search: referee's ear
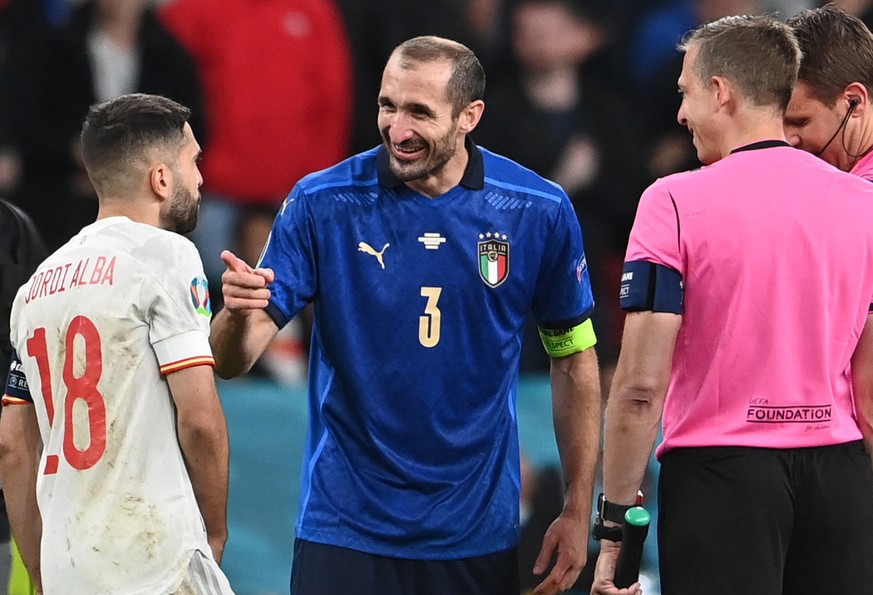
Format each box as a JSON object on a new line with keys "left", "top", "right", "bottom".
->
{"left": 459, "top": 100, "right": 485, "bottom": 134}
{"left": 842, "top": 81, "right": 869, "bottom": 118}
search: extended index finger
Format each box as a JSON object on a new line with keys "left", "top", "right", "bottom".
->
{"left": 220, "top": 249, "right": 254, "bottom": 274}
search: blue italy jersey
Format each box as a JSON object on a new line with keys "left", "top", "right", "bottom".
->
{"left": 260, "top": 140, "right": 595, "bottom": 559}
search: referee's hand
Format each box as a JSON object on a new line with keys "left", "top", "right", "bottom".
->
{"left": 591, "top": 540, "right": 643, "bottom": 595}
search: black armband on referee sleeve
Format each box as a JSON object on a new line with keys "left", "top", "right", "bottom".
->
{"left": 619, "top": 260, "right": 684, "bottom": 314}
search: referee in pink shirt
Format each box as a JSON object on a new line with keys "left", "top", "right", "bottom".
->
{"left": 592, "top": 15, "right": 873, "bottom": 595}
{"left": 784, "top": 5, "right": 873, "bottom": 180}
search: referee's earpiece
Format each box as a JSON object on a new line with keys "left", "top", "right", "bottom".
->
{"left": 815, "top": 97, "right": 861, "bottom": 157}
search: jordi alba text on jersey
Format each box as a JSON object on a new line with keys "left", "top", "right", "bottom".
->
{"left": 24, "top": 256, "right": 116, "bottom": 304}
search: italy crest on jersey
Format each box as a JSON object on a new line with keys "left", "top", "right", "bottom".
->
{"left": 189, "top": 276, "right": 211, "bottom": 317}
{"left": 478, "top": 233, "right": 510, "bottom": 288}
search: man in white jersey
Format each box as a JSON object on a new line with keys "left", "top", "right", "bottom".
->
{"left": 0, "top": 93, "right": 233, "bottom": 594}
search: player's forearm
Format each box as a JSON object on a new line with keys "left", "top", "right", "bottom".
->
{"left": 210, "top": 308, "right": 273, "bottom": 378}
{"left": 602, "top": 312, "right": 678, "bottom": 504}
{"left": 0, "top": 406, "right": 43, "bottom": 586}
{"left": 550, "top": 348, "right": 602, "bottom": 520}
{"left": 602, "top": 377, "right": 664, "bottom": 504}
{"left": 178, "top": 412, "right": 230, "bottom": 556}
{"left": 0, "top": 445, "right": 43, "bottom": 586}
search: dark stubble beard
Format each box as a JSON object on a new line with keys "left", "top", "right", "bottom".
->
{"left": 382, "top": 121, "right": 459, "bottom": 183}
{"left": 164, "top": 183, "right": 200, "bottom": 235}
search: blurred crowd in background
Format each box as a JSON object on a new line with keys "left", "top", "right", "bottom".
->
{"left": 2, "top": 0, "right": 867, "bottom": 382}
{"left": 5, "top": 2, "right": 862, "bottom": 593}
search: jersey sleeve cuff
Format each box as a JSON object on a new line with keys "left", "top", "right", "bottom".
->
{"left": 265, "top": 300, "right": 291, "bottom": 329}
{"left": 153, "top": 330, "right": 214, "bottom": 375}
{"left": 537, "top": 306, "right": 594, "bottom": 332}
{"left": 2, "top": 395, "right": 32, "bottom": 406}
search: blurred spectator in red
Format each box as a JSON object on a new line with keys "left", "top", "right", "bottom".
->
{"left": 14, "top": 0, "right": 206, "bottom": 251}
{"left": 161, "top": 0, "right": 352, "bottom": 302}
{"left": 475, "top": 0, "right": 647, "bottom": 370}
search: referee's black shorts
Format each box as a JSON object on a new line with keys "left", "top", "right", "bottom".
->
{"left": 290, "top": 538, "right": 520, "bottom": 595}
{"left": 658, "top": 440, "right": 873, "bottom": 595}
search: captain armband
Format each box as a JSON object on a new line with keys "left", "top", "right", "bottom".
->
{"left": 538, "top": 319, "right": 597, "bottom": 358}
{"left": 2, "top": 352, "right": 32, "bottom": 406}
{"left": 619, "top": 260, "right": 684, "bottom": 314}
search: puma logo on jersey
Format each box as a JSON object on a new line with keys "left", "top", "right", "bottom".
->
{"left": 358, "top": 242, "right": 390, "bottom": 269}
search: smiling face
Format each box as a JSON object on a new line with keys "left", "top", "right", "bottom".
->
{"left": 784, "top": 81, "right": 846, "bottom": 167}
{"left": 377, "top": 55, "right": 467, "bottom": 195}
{"left": 676, "top": 45, "right": 721, "bottom": 165}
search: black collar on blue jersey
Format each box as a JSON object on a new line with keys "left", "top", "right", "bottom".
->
{"left": 376, "top": 136, "right": 485, "bottom": 190}
{"left": 729, "top": 139, "right": 792, "bottom": 154}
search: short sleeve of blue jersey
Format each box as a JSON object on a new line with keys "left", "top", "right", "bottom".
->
{"left": 532, "top": 196, "right": 595, "bottom": 328}
{"left": 259, "top": 186, "right": 318, "bottom": 328}
{"left": 4, "top": 352, "right": 33, "bottom": 404}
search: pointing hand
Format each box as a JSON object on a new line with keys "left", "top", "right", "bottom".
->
{"left": 219, "top": 250, "right": 275, "bottom": 311}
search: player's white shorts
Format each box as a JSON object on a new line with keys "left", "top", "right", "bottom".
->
{"left": 173, "top": 551, "right": 235, "bottom": 595}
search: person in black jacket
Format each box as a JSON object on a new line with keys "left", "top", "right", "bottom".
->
{"left": 0, "top": 0, "right": 56, "bottom": 207}
{"left": 15, "top": 0, "right": 206, "bottom": 251}
{"left": 0, "top": 198, "right": 45, "bottom": 593}
{"left": 474, "top": 0, "right": 647, "bottom": 372}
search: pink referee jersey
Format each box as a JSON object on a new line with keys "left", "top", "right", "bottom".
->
{"left": 626, "top": 141, "right": 873, "bottom": 457}
{"left": 851, "top": 150, "right": 873, "bottom": 181}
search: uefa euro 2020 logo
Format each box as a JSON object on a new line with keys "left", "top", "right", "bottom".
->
{"left": 189, "top": 276, "right": 211, "bottom": 317}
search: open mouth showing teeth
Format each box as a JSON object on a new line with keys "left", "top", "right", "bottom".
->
{"left": 393, "top": 144, "right": 425, "bottom": 159}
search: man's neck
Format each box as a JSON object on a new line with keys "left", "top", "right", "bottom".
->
{"left": 719, "top": 112, "right": 787, "bottom": 159}
{"left": 843, "top": 116, "right": 873, "bottom": 172}
{"left": 97, "top": 198, "right": 157, "bottom": 228}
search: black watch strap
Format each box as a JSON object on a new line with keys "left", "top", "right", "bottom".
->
{"left": 598, "top": 493, "right": 635, "bottom": 524}
{"left": 592, "top": 521, "right": 623, "bottom": 542}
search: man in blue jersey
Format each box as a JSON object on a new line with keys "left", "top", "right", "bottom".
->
{"left": 211, "top": 35, "right": 602, "bottom": 595}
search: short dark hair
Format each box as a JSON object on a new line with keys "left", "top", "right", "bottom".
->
{"left": 789, "top": 4, "right": 873, "bottom": 107}
{"left": 81, "top": 93, "right": 191, "bottom": 197}
{"left": 680, "top": 15, "right": 800, "bottom": 111}
{"left": 393, "top": 36, "right": 485, "bottom": 117}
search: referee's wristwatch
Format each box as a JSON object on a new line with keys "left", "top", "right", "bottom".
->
{"left": 592, "top": 492, "right": 643, "bottom": 542}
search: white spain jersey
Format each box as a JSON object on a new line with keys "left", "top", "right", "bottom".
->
{"left": 5, "top": 217, "right": 226, "bottom": 594}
